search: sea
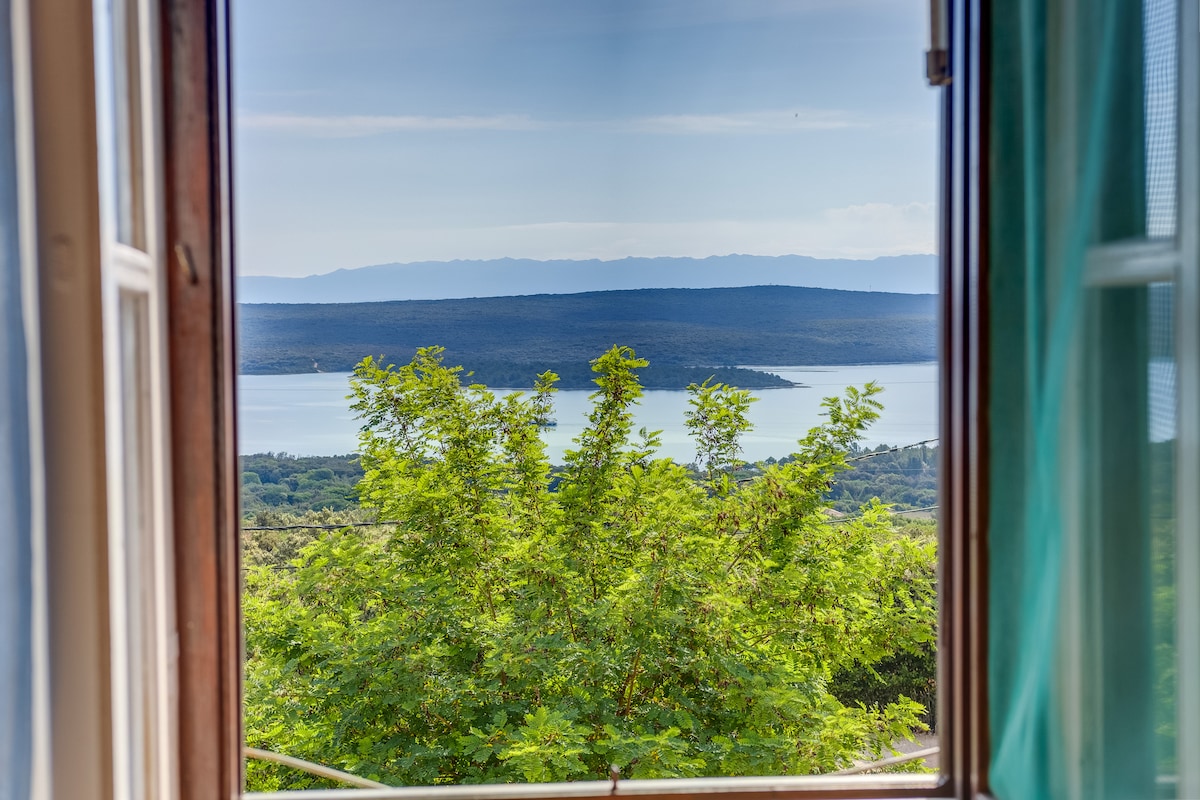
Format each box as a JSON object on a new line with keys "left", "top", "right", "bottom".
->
{"left": 238, "top": 363, "right": 940, "bottom": 464}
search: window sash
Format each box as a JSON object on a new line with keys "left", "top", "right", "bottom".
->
{"left": 95, "top": 0, "right": 177, "bottom": 791}
{"left": 1080, "top": 0, "right": 1200, "bottom": 790}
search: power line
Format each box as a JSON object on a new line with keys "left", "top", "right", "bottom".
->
{"left": 242, "top": 521, "right": 399, "bottom": 532}
{"left": 821, "top": 504, "right": 939, "bottom": 525}
{"left": 846, "top": 438, "right": 938, "bottom": 462}
{"left": 244, "top": 504, "right": 941, "bottom": 536}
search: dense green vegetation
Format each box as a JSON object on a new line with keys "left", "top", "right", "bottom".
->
{"left": 238, "top": 286, "right": 936, "bottom": 388}
{"left": 242, "top": 347, "right": 937, "bottom": 789}
{"left": 241, "top": 453, "right": 363, "bottom": 514}
{"left": 240, "top": 444, "right": 939, "bottom": 518}
{"left": 822, "top": 443, "right": 938, "bottom": 513}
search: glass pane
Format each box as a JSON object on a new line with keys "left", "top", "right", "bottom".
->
{"left": 117, "top": 289, "right": 147, "bottom": 796}
{"left": 1145, "top": 0, "right": 1178, "bottom": 240}
{"left": 116, "top": 289, "right": 162, "bottom": 798}
{"left": 99, "top": 0, "right": 146, "bottom": 248}
{"left": 1148, "top": 282, "right": 1178, "bottom": 793}
{"left": 0, "top": 2, "right": 36, "bottom": 786}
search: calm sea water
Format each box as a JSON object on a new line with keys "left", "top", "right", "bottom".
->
{"left": 237, "top": 363, "right": 940, "bottom": 463}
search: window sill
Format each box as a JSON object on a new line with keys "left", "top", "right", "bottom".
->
{"left": 246, "top": 773, "right": 942, "bottom": 800}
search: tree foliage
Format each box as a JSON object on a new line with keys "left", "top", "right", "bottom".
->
{"left": 243, "top": 346, "right": 937, "bottom": 789}
{"left": 240, "top": 453, "right": 364, "bottom": 514}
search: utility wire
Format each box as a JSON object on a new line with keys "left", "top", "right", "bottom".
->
{"left": 244, "top": 504, "right": 941, "bottom": 536}
{"left": 845, "top": 438, "right": 939, "bottom": 462}
{"left": 245, "top": 505, "right": 942, "bottom": 570}
{"left": 242, "top": 520, "right": 399, "bottom": 532}
{"left": 821, "top": 504, "right": 939, "bottom": 525}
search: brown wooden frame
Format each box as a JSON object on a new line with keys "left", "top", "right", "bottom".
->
{"left": 162, "top": 0, "right": 242, "bottom": 797}
{"left": 159, "top": 0, "right": 993, "bottom": 798}
{"left": 939, "top": 0, "right": 991, "bottom": 797}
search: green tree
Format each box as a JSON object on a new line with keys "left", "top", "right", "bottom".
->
{"left": 685, "top": 378, "right": 756, "bottom": 495}
{"left": 243, "top": 346, "right": 936, "bottom": 789}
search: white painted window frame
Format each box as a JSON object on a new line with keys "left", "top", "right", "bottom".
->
{"left": 92, "top": 0, "right": 178, "bottom": 797}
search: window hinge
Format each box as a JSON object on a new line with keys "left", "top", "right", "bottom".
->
{"left": 926, "top": 48, "right": 951, "bottom": 87}
{"left": 926, "top": 0, "right": 951, "bottom": 86}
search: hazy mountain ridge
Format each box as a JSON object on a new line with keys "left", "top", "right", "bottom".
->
{"left": 238, "top": 253, "right": 937, "bottom": 304}
{"left": 239, "top": 285, "right": 937, "bottom": 388}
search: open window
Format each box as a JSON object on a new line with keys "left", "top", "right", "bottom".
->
{"left": 16, "top": 0, "right": 1200, "bottom": 798}
{"left": 15, "top": 0, "right": 980, "bottom": 797}
{"left": 231, "top": 1, "right": 954, "bottom": 796}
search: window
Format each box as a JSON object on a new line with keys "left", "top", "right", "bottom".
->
{"left": 987, "top": 0, "right": 1200, "bottom": 796}
{"left": 233, "top": 1, "right": 949, "bottom": 794}
{"left": 42, "top": 0, "right": 1200, "bottom": 796}
{"left": 18, "top": 0, "right": 987, "bottom": 796}
{"left": 21, "top": 0, "right": 238, "bottom": 798}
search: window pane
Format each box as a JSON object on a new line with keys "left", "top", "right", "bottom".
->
{"left": 1148, "top": 282, "right": 1178, "bottom": 792}
{"left": 1145, "top": 0, "right": 1178, "bottom": 240}
{"left": 115, "top": 289, "right": 168, "bottom": 799}
{"left": 97, "top": 0, "right": 146, "bottom": 249}
{"left": 0, "top": 0, "right": 36, "bottom": 788}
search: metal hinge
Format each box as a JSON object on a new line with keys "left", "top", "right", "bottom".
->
{"left": 926, "top": 0, "right": 951, "bottom": 86}
{"left": 926, "top": 48, "right": 951, "bottom": 87}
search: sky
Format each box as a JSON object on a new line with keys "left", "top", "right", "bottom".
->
{"left": 233, "top": 0, "right": 939, "bottom": 278}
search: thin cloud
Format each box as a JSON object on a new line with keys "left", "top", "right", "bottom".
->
{"left": 239, "top": 112, "right": 543, "bottom": 136}
{"left": 625, "top": 109, "right": 863, "bottom": 134}
{"left": 239, "top": 108, "right": 866, "bottom": 137}
{"left": 467, "top": 204, "right": 934, "bottom": 260}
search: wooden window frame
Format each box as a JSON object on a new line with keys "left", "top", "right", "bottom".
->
{"left": 161, "top": 0, "right": 241, "bottom": 797}
{"left": 159, "top": 0, "right": 992, "bottom": 798}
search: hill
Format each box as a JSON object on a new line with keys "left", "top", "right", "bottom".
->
{"left": 238, "top": 253, "right": 936, "bottom": 304}
{"left": 238, "top": 285, "right": 936, "bottom": 389}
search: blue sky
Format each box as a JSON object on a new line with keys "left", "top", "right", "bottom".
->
{"left": 234, "top": 0, "right": 938, "bottom": 277}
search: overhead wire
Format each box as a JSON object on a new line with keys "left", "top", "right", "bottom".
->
{"left": 845, "top": 437, "right": 939, "bottom": 462}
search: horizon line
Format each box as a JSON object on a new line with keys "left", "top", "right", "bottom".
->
{"left": 239, "top": 251, "right": 938, "bottom": 280}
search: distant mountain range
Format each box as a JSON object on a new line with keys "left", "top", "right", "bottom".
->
{"left": 239, "top": 285, "right": 937, "bottom": 388}
{"left": 238, "top": 254, "right": 936, "bottom": 304}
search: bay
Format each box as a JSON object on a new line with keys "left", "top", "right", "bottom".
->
{"left": 237, "top": 363, "right": 939, "bottom": 464}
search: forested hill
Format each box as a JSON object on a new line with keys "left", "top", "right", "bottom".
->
{"left": 239, "top": 285, "right": 936, "bottom": 389}
{"left": 239, "top": 253, "right": 937, "bottom": 303}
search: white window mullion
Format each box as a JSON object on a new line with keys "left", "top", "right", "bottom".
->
{"left": 1085, "top": 239, "right": 1179, "bottom": 287}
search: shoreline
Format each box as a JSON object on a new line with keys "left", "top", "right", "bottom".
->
{"left": 236, "top": 360, "right": 940, "bottom": 391}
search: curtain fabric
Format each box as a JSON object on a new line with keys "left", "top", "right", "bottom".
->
{"left": 0, "top": 0, "right": 34, "bottom": 794}
{"left": 988, "top": 0, "right": 1174, "bottom": 798}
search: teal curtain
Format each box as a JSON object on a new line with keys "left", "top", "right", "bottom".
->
{"left": 988, "top": 0, "right": 1176, "bottom": 798}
